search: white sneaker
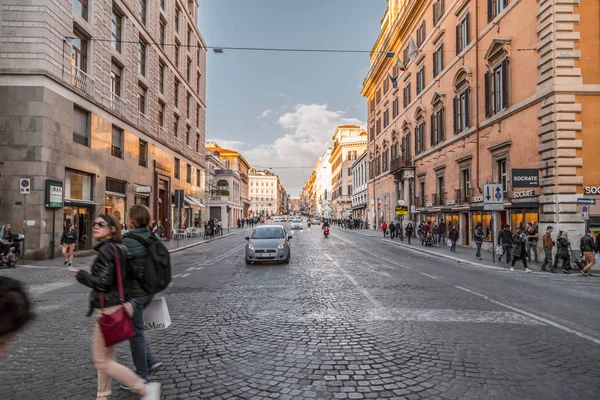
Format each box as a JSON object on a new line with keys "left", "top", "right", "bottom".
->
{"left": 141, "top": 382, "right": 161, "bottom": 400}
{"left": 510, "top": 267, "right": 514, "bottom": 271}
{"left": 525, "top": 268, "right": 533, "bottom": 273}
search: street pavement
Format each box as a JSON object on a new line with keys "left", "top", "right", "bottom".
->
{"left": 1, "top": 223, "right": 600, "bottom": 399}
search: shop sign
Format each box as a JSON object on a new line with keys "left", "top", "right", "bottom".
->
{"left": 577, "top": 198, "right": 596, "bottom": 205}
{"left": 45, "top": 179, "right": 64, "bottom": 208}
{"left": 135, "top": 185, "right": 152, "bottom": 194}
{"left": 473, "top": 196, "right": 484, "bottom": 203}
{"left": 512, "top": 169, "right": 539, "bottom": 188}
{"left": 446, "top": 200, "right": 456, "bottom": 206}
{"left": 584, "top": 186, "right": 600, "bottom": 195}
{"left": 513, "top": 190, "right": 535, "bottom": 199}
{"left": 395, "top": 205, "right": 408, "bottom": 215}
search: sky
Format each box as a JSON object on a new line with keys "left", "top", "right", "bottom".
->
{"left": 198, "top": 0, "right": 387, "bottom": 197}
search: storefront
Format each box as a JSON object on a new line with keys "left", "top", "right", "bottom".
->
{"left": 105, "top": 178, "right": 127, "bottom": 228}
{"left": 509, "top": 189, "right": 539, "bottom": 231}
{"left": 134, "top": 185, "right": 152, "bottom": 207}
{"left": 64, "top": 169, "right": 96, "bottom": 251}
{"left": 443, "top": 212, "right": 460, "bottom": 232}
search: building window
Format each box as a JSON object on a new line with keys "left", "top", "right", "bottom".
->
{"left": 138, "top": 39, "right": 146, "bottom": 76}
{"left": 186, "top": 163, "right": 192, "bottom": 183}
{"left": 139, "top": 139, "right": 148, "bottom": 167}
{"left": 376, "top": 118, "right": 381, "bottom": 135}
{"left": 392, "top": 97, "right": 399, "bottom": 119}
{"left": 73, "top": 106, "right": 90, "bottom": 146}
{"left": 111, "top": 8, "right": 122, "bottom": 52}
{"left": 138, "top": 0, "right": 147, "bottom": 24}
{"left": 197, "top": 48, "right": 201, "bottom": 67}
{"left": 110, "top": 62, "right": 122, "bottom": 97}
{"left": 174, "top": 114, "right": 179, "bottom": 137}
{"left": 196, "top": 133, "right": 200, "bottom": 152}
{"left": 187, "top": 26, "right": 192, "bottom": 48}
{"left": 433, "top": 0, "right": 445, "bottom": 25}
{"left": 159, "top": 21, "right": 166, "bottom": 49}
{"left": 174, "top": 80, "right": 180, "bottom": 108}
{"left": 391, "top": 141, "right": 398, "bottom": 160}
{"left": 403, "top": 83, "right": 411, "bottom": 108}
{"left": 196, "top": 168, "right": 201, "bottom": 186}
{"left": 484, "top": 59, "right": 509, "bottom": 117}
{"left": 196, "top": 105, "right": 200, "bottom": 128}
{"left": 376, "top": 151, "right": 381, "bottom": 175}
{"left": 376, "top": 89, "right": 382, "bottom": 104}
{"left": 137, "top": 85, "right": 146, "bottom": 114}
{"left": 73, "top": 0, "right": 88, "bottom": 20}
{"left": 383, "top": 76, "right": 390, "bottom": 94}
{"left": 186, "top": 125, "right": 190, "bottom": 145}
{"left": 462, "top": 169, "right": 471, "bottom": 200}
{"left": 488, "top": 0, "right": 508, "bottom": 22}
{"left": 174, "top": 158, "right": 180, "bottom": 179}
{"left": 196, "top": 72, "right": 201, "bottom": 93}
{"left": 175, "top": 43, "right": 180, "bottom": 67}
{"left": 369, "top": 125, "right": 375, "bottom": 142}
{"left": 416, "top": 67, "right": 425, "bottom": 94}
{"left": 415, "top": 109, "right": 425, "bottom": 155}
{"left": 430, "top": 107, "right": 444, "bottom": 147}
{"left": 186, "top": 94, "right": 191, "bottom": 118}
{"left": 72, "top": 30, "right": 88, "bottom": 72}
{"left": 160, "top": 0, "right": 165, "bottom": 11}
{"left": 454, "top": 88, "right": 470, "bottom": 134}
{"left": 159, "top": 62, "right": 165, "bottom": 94}
{"left": 497, "top": 158, "right": 508, "bottom": 192}
{"left": 158, "top": 102, "right": 165, "bottom": 127}
{"left": 456, "top": 13, "right": 470, "bottom": 54}
{"left": 437, "top": 175, "right": 445, "bottom": 204}
{"left": 383, "top": 109, "right": 390, "bottom": 128}
{"left": 416, "top": 21, "right": 426, "bottom": 47}
{"left": 175, "top": 7, "right": 181, "bottom": 33}
{"left": 433, "top": 44, "right": 444, "bottom": 78}
{"left": 382, "top": 148, "right": 389, "bottom": 172}
{"left": 187, "top": 59, "right": 191, "bottom": 82}
{"left": 111, "top": 126, "right": 124, "bottom": 158}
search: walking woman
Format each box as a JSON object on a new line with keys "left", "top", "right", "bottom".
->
{"left": 511, "top": 229, "right": 533, "bottom": 272}
{"left": 448, "top": 225, "right": 459, "bottom": 252}
{"left": 405, "top": 223, "right": 414, "bottom": 244}
{"left": 70, "top": 214, "right": 160, "bottom": 400}
{"left": 552, "top": 231, "right": 571, "bottom": 274}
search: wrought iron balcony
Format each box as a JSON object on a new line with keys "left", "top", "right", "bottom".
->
{"left": 431, "top": 192, "right": 446, "bottom": 206}
{"left": 111, "top": 145, "right": 122, "bottom": 158}
{"left": 138, "top": 111, "right": 150, "bottom": 131}
{"left": 110, "top": 92, "right": 127, "bottom": 116}
{"left": 455, "top": 188, "right": 474, "bottom": 204}
{"left": 390, "top": 157, "right": 414, "bottom": 173}
{"left": 71, "top": 65, "right": 96, "bottom": 97}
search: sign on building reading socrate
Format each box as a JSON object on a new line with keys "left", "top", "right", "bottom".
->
{"left": 511, "top": 169, "right": 539, "bottom": 188}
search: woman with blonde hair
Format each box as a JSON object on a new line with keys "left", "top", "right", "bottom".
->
{"left": 70, "top": 213, "right": 160, "bottom": 400}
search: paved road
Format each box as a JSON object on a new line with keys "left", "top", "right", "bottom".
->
{"left": 1, "top": 224, "right": 600, "bottom": 399}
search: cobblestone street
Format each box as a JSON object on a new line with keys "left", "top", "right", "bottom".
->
{"left": 2, "top": 225, "right": 600, "bottom": 399}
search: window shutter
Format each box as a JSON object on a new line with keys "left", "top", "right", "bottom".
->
{"left": 465, "top": 87, "right": 471, "bottom": 127}
{"left": 466, "top": 13, "right": 470, "bottom": 45}
{"left": 440, "top": 108, "right": 445, "bottom": 141}
{"left": 503, "top": 0, "right": 508, "bottom": 7}
{"left": 453, "top": 97, "right": 458, "bottom": 134}
{"left": 502, "top": 58, "right": 509, "bottom": 109}
{"left": 433, "top": 51, "right": 438, "bottom": 77}
{"left": 456, "top": 24, "right": 460, "bottom": 54}
{"left": 488, "top": 0, "right": 493, "bottom": 22}
{"left": 441, "top": 0, "right": 445, "bottom": 15}
{"left": 440, "top": 43, "right": 444, "bottom": 71}
{"left": 433, "top": 3, "right": 438, "bottom": 24}
{"left": 430, "top": 114, "right": 435, "bottom": 146}
{"left": 484, "top": 72, "right": 491, "bottom": 117}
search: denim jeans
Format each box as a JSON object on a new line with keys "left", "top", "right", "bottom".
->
{"left": 130, "top": 295, "right": 158, "bottom": 380}
{"left": 475, "top": 242, "right": 482, "bottom": 258}
{"left": 526, "top": 241, "right": 538, "bottom": 262}
{"left": 501, "top": 245, "right": 512, "bottom": 263}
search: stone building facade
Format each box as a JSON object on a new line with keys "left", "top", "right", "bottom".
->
{"left": 362, "top": 0, "right": 600, "bottom": 251}
{"left": 0, "top": 0, "right": 207, "bottom": 259}
{"left": 351, "top": 151, "right": 369, "bottom": 225}
{"left": 249, "top": 169, "right": 282, "bottom": 217}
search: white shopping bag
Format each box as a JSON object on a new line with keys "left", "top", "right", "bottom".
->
{"left": 143, "top": 297, "right": 171, "bottom": 331}
{"left": 446, "top": 238, "right": 452, "bottom": 247}
{"left": 496, "top": 245, "right": 504, "bottom": 256}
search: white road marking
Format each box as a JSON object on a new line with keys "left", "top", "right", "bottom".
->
{"left": 185, "top": 267, "right": 195, "bottom": 272}
{"left": 198, "top": 243, "right": 246, "bottom": 266}
{"left": 455, "top": 285, "right": 600, "bottom": 346}
{"left": 332, "top": 233, "right": 412, "bottom": 270}
{"left": 181, "top": 273, "right": 190, "bottom": 278}
{"left": 365, "top": 308, "right": 542, "bottom": 325}
{"left": 28, "top": 282, "right": 73, "bottom": 296}
{"left": 325, "top": 254, "right": 381, "bottom": 308}
{"left": 420, "top": 272, "right": 439, "bottom": 280}
{"left": 195, "top": 267, "right": 204, "bottom": 271}
{"left": 372, "top": 270, "right": 392, "bottom": 278}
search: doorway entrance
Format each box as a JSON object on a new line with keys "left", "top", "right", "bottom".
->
{"left": 63, "top": 205, "right": 93, "bottom": 251}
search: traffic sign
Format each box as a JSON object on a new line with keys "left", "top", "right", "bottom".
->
{"left": 577, "top": 198, "right": 596, "bottom": 205}
{"left": 483, "top": 183, "right": 504, "bottom": 211}
{"left": 20, "top": 178, "right": 31, "bottom": 194}
{"left": 582, "top": 205, "right": 590, "bottom": 220}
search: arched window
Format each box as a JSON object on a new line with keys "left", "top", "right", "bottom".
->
{"left": 215, "top": 179, "right": 229, "bottom": 195}
{"left": 375, "top": 147, "right": 381, "bottom": 176}
{"left": 453, "top": 68, "right": 471, "bottom": 134}
{"left": 414, "top": 108, "right": 425, "bottom": 155}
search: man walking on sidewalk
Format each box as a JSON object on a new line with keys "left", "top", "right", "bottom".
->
{"left": 438, "top": 219, "right": 447, "bottom": 247}
{"left": 474, "top": 224, "right": 485, "bottom": 260}
{"left": 526, "top": 222, "right": 539, "bottom": 263}
{"left": 580, "top": 229, "right": 596, "bottom": 277}
{"left": 511, "top": 229, "right": 533, "bottom": 272}
{"left": 389, "top": 221, "right": 396, "bottom": 239}
{"left": 497, "top": 224, "right": 514, "bottom": 264}
{"left": 540, "top": 226, "right": 554, "bottom": 272}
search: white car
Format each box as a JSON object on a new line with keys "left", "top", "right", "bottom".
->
{"left": 290, "top": 220, "right": 303, "bottom": 230}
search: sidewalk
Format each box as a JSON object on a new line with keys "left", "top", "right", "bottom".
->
{"left": 339, "top": 227, "right": 596, "bottom": 276}
{"left": 20, "top": 228, "right": 244, "bottom": 268}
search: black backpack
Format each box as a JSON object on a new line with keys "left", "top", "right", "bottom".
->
{"left": 125, "top": 234, "right": 171, "bottom": 293}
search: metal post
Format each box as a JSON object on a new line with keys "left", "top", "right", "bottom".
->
{"left": 176, "top": 204, "right": 180, "bottom": 248}
{"left": 22, "top": 194, "right": 26, "bottom": 264}
{"left": 491, "top": 215, "right": 495, "bottom": 263}
{"left": 50, "top": 209, "right": 56, "bottom": 259}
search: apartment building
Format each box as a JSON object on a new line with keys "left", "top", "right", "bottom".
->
{"left": 330, "top": 126, "right": 367, "bottom": 219}
{"left": 314, "top": 148, "right": 332, "bottom": 219}
{"left": 362, "top": 0, "right": 600, "bottom": 249}
{"left": 351, "top": 152, "right": 369, "bottom": 224}
{"left": 249, "top": 169, "right": 282, "bottom": 217}
{"left": 0, "top": 0, "right": 207, "bottom": 258}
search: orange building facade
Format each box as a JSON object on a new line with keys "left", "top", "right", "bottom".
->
{"left": 362, "top": 0, "right": 600, "bottom": 251}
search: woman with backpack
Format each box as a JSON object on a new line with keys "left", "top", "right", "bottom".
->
{"left": 121, "top": 205, "right": 163, "bottom": 389}
{"left": 70, "top": 214, "right": 160, "bottom": 400}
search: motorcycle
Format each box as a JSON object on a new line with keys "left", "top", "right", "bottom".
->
{"left": 0, "top": 225, "right": 24, "bottom": 268}
{"left": 323, "top": 226, "right": 330, "bottom": 238}
{"left": 307, "top": 221, "right": 312, "bottom": 228}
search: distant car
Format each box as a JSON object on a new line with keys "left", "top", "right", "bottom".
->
{"left": 312, "top": 218, "right": 321, "bottom": 225}
{"left": 245, "top": 225, "right": 292, "bottom": 264}
{"left": 291, "top": 220, "right": 303, "bottom": 230}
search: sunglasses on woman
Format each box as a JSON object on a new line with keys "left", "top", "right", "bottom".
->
{"left": 92, "top": 221, "right": 108, "bottom": 228}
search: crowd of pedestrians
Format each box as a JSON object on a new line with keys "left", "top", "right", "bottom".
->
{"left": 331, "top": 218, "right": 366, "bottom": 229}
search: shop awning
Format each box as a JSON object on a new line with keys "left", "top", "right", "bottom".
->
{"left": 352, "top": 204, "right": 367, "bottom": 210}
{"left": 185, "top": 196, "right": 206, "bottom": 208}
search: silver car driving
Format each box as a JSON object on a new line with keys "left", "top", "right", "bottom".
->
{"left": 245, "top": 225, "right": 292, "bottom": 264}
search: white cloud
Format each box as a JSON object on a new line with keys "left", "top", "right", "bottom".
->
{"left": 257, "top": 108, "right": 272, "bottom": 119}
{"left": 278, "top": 92, "right": 292, "bottom": 101}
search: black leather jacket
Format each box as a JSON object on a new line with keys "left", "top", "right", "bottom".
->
{"left": 580, "top": 235, "right": 596, "bottom": 253}
{"left": 76, "top": 239, "right": 130, "bottom": 315}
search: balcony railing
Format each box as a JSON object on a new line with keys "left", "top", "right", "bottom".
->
{"left": 138, "top": 111, "right": 150, "bottom": 131}
{"left": 111, "top": 145, "right": 122, "bottom": 158}
{"left": 71, "top": 65, "right": 96, "bottom": 97}
{"left": 390, "top": 157, "right": 413, "bottom": 173}
{"left": 432, "top": 192, "right": 446, "bottom": 206}
{"left": 110, "top": 92, "right": 127, "bottom": 116}
{"left": 455, "top": 188, "right": 474, "bottom": 204}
